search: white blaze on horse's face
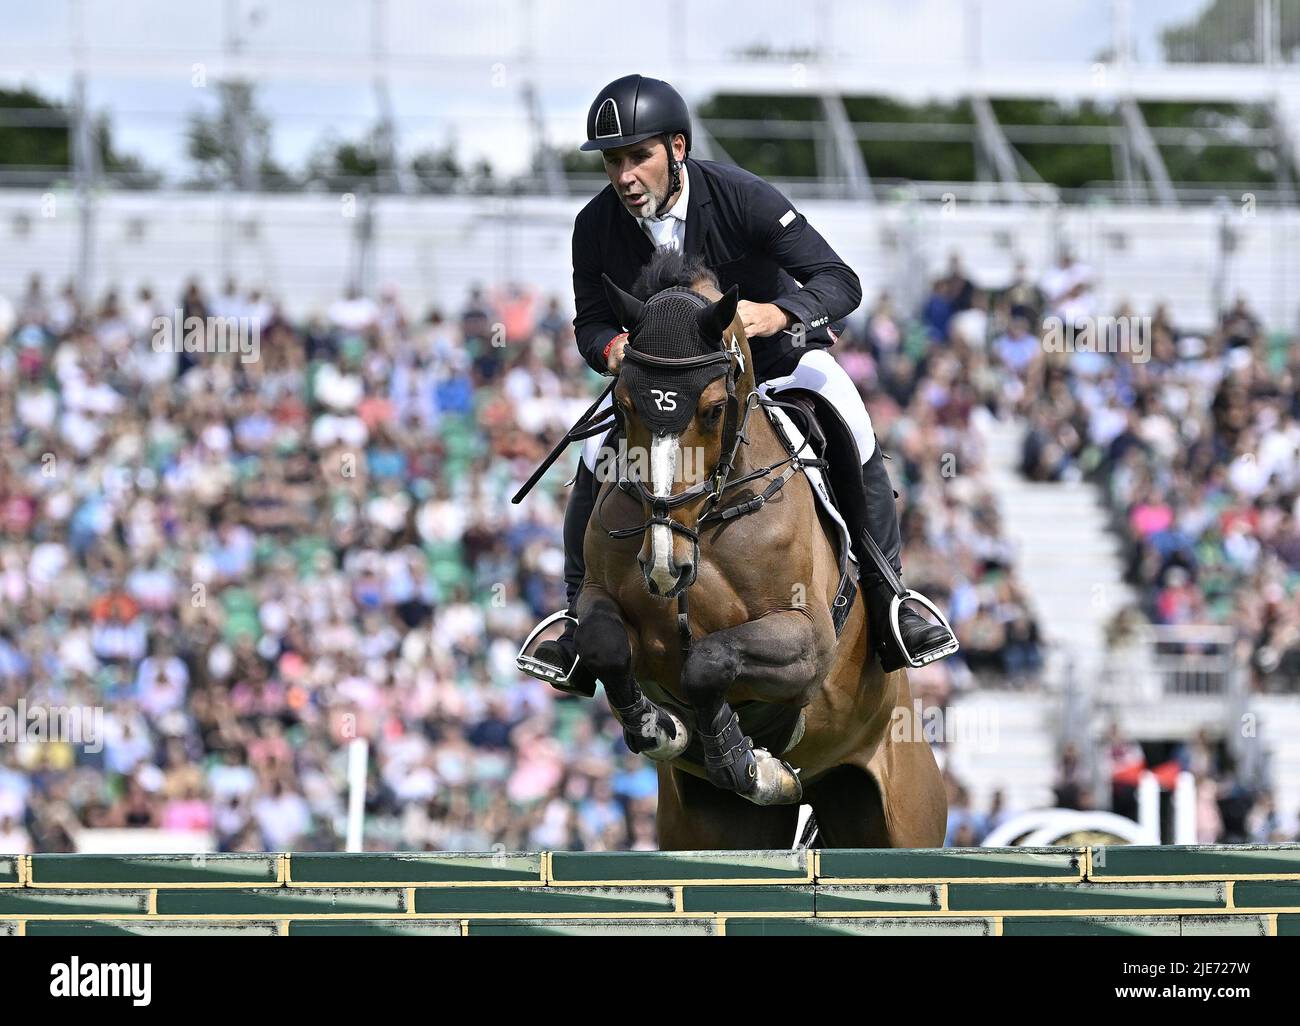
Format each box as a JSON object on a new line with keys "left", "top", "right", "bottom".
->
{"left": 648, "top": 432, "right": 680, "bottom": 594}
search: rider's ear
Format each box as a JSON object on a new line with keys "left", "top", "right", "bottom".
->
{"left": 602, "top": 274, "right": 644, "bottom": 331}
{"left": 697, "top": 285, "right": 740, "bottom": 342}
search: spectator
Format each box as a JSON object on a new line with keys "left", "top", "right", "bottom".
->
{"left": 5, "top": 261, "right": 1272, "bottom": 857}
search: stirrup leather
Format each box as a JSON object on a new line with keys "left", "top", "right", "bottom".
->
{"left": 516, "top": 610, "right": 581, "bottom": 687}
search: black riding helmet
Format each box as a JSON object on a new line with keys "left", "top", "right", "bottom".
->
{"left": 581, "top": 74, "right": 692, "bottom": 154}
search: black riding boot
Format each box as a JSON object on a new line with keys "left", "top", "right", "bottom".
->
{"left": 858, "top": 443, "right": 959, "bottom": 672}
{"left": 530, "top": 460, "right": 599, "bottom": 696}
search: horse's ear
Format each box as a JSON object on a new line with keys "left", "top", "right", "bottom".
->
{"left": 602, "top": 274, "right": 644, "bottom": 331}
{"left": 697, "top": 284, "right": 740, "bottom": 342}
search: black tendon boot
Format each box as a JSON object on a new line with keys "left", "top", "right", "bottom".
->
{"left": 858, "top": 443, "right": 959, "bottom": 672}
{"left": 522, "top": 460, "right": 599, "bottom": 696}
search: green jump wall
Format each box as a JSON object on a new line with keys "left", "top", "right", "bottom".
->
{"left": 3, "top": 845, "right": 1300, "bottom": 936}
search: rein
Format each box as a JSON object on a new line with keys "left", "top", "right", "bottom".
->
{"left": 596, "top": 356, "right": 828, "bottom": 654}
{"left": 596, "top": 390, "right": 824, "bottom": 542}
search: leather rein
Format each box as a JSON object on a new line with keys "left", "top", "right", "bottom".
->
{"left": 594, "top": 340, "right": 827, "bottom": 655}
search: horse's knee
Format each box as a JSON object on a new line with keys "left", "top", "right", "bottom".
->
{"left": 681, "top": 636, "right": 739, "bottom": 707}
{"left": 575, "top": 612, "right": 629, "bottom": 680}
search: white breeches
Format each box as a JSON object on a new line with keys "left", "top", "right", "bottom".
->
{"left": 581, "top": 346, "right": 875, "bottom": 472}
{"left": 758, "top": 347, "right": 876, "bottom": 462}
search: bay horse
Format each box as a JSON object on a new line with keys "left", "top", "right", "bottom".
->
{"left": 574, "top": 262, "right": 946, "bottom": 850}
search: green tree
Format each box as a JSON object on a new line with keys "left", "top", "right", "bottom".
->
{"left": 695, "top": 94, "right": 823, "bottom": 179}
{"left": 186, "top": 82, "right": 291, "bottom": 189}
{"left": 410, "top": 143, "right": 461, "bottom": 193}
{"left": 1160, "top": 0, "right": 1300, "bottom": 62}
{"left": 1140, "top": 101, "right": 1276, "bottom": 185}
{"left": 990, "top": 99, "right": 1114, "bottom": 189}
{"left": 303, "top": 131, "right": 384, "bottom": 192}
{"left": 0, "top": 87, "right": 154, "bottom": 186}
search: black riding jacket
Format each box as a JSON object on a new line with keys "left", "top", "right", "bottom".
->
{"left": 571, "top": 157, "right": 863, "bottom": 382}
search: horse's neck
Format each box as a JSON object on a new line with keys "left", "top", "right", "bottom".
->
{"left": 729, "top": 330, "right": 786, "bottom": 476}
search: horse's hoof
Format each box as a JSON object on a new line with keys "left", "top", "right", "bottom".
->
{"left": 639, "top": 709, "right": 689, "bottom": 762}
{"left": 742, "top": 749, "right": 804, "bottom": 806}
{"left": 622, "top": 705, "right": 689, "bottom": 762}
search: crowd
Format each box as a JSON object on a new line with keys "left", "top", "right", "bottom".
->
{"left": 1003, "top": 259, "right": 1300, "bottom": 692}
{"left": 862, "top": 259, "right": 1046, "bottom": 691}
{"left": 7, "top": 245, "right": 1288, "bottom": 850}
{"left": 957, "top": 247, "right": 1300, "bottom": 843}
{"left": 0, "top": 255, "right": 1081, "bottom": 856}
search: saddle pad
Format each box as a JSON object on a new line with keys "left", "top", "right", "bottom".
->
{"left": 762, "top": 400, "right": 858, "bottom": 570}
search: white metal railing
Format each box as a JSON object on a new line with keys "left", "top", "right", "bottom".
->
{"left": 1100, "top": 623, "right": 1240, "bottom": 702}
{"left": 7, "top": 167, "right": 1295, "bottom": 211}
{"left": 4, "top": 188, "right": 1299, "bottom": 332}
{"left": 1058, "top": 620, "right": 1267, "bottom": 814}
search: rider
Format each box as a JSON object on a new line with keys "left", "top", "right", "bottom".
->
{"left": 529, "top": 73, "right": 957, "bottom": 686}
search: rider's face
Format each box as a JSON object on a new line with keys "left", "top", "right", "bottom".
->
{"left": 602, "top": 135, "right": 686, "bottom": 219}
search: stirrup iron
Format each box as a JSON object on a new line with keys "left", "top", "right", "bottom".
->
{"left": 889, "top": 591, "right": 961, "bottom": 668}
{"left": 516, "top": 610, "right": 582, "bottom": 687}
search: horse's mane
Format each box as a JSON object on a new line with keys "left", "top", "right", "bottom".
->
{"left": 631, "top": 249, "right": 719, "bottom": 300}
{"left": 627, "top": 250, "right": 726, "bottom": 361}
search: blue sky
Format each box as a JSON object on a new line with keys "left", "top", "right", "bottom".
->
{"left": 0, "top": 0, "right": 1212, "bottom": 177}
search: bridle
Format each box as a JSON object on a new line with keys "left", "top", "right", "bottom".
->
{"left": 594, "top": 296, "right": 824, "bottom": 649}
{"left": 602, "top": 344, "right": 743, "bottom": 549}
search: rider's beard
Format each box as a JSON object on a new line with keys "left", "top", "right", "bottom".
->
{"left": 637, "top": 183, "right": 665, "bottom": 220}
{"left": 633, "top": 173, "right": 677, "bottom": 221}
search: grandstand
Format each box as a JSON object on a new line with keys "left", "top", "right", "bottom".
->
{"left": 0, "top": 0, "right": 1298, "bottom": 855}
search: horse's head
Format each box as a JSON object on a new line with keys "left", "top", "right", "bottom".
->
{"left": 602, "top": 268, "right": 755, "bottom": 599}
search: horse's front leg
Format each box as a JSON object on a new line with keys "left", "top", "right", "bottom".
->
{"left": 574, "top": 590, "right": 688, "bottom": 761}
{"left": 683, "top": 608, "right": 829, "bottom": 807}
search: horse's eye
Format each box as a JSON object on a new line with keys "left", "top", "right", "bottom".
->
{"left": 703, "top": 404, "right": 725, "bottom": 428}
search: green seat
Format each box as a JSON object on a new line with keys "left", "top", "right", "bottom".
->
{"left": 235, "top": 456, "right": 263, "bottom": 483}
{"left": 254, "top": 536, "right": 279, "bottom": 565}
{"left": 424, "top": 540, "right": 463, "bottom": 565}
{"left": 431, "top": 558, "right": 471, "bottom": 591}
{"left": 1267, "top": 331, "right": 1289, "bottom": 373}
{"left": 222, "top": 611, "right": 261, "bottom": 643}
{"left": 220, "top": 588, "right": 257, "bottom": 617}
{"left": 442, "top": 419, "right": 483, "bottom": 462}
{"left": 292, "top": 536, "right": 333, "bottom": 576}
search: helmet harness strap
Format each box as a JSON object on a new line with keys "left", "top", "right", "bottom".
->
{"left": 663, "top": 133, "right": 682, "bottom": 211}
